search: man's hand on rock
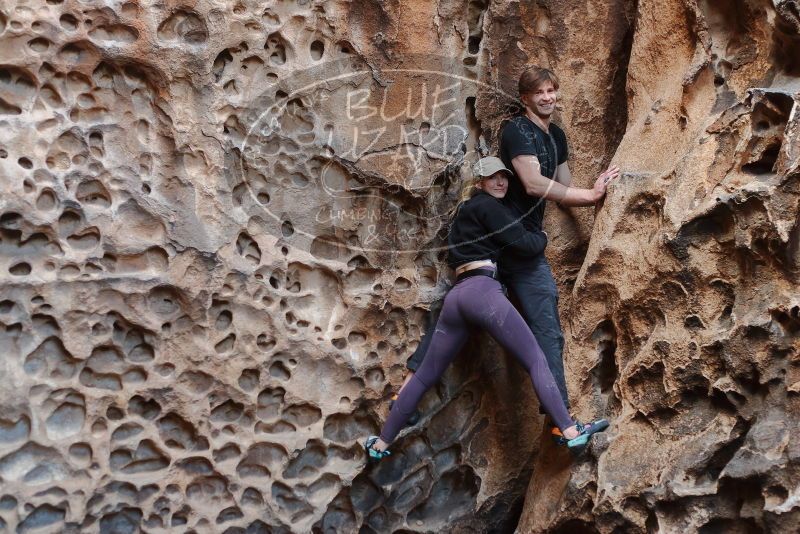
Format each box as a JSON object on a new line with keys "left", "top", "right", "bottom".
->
{"left": 592, "top": 165, "right": 621, "bottom": 202}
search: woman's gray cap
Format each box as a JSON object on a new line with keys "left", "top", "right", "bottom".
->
{"left": 473, "top": 156, "right": 513, "bottom": 177}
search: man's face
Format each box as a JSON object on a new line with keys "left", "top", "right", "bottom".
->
{"left": 522, "top": 80, "right": 557, "bottom": 119}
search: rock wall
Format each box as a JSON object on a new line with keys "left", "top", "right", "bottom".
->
{"left": 0, "top": 1, "right": 797, "bottom": 533}
{"left": 518, "top": 0, "right": 800, "bottom": 532}
{"left": 0, "top": 1, "right": 546, "bottom": 532}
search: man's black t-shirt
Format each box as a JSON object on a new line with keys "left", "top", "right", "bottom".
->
{"left": 499, "top": 115, "right": 569, "bottom": 233}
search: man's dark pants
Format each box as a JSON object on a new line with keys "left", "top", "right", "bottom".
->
{"left": 500, "top": 256, "right": 569, "bottom": 410}
{"left": 406, "top": 257, "right": 569, "bottom": 410}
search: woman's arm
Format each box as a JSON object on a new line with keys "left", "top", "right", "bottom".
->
{"left": 478, "top": 198, "right": 547, "bottom": 257}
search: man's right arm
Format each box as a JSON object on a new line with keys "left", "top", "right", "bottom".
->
{"left": 554, "top": 161, "right": 572, "bottom": 187}
{"left": 512, "top": 155, "right": 618, "bottom": 207}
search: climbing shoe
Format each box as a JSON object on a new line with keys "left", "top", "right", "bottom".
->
{"left": 388, "top": 395, "right": 421, "bottom": 426}
{"left": 566, "top": 419, "right": 610, "bottom": 450}
{"left": 364, "top": 436, "right": 391, "bottom": 462}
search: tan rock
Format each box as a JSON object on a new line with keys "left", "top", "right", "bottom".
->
{"left": 0, "top": 0, "right": 797, "bottom": 533}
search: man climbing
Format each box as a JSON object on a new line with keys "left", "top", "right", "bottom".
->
{"left": 497, "top": 65, "right": 619, "bottom": 440}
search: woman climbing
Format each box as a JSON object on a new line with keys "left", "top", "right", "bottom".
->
{"left": 365, "top": 156, "right": 609, "bottom": 460}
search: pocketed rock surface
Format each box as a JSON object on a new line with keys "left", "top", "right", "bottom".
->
{"left": 0, "top": 1, "right": 797, "bottom": 533}
{"left": 517, "top": 1, "right": 800, "bottom": 533}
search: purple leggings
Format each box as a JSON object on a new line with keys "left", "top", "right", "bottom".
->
{"left": 379, "top": 274, "right": 574, "bottom": 444}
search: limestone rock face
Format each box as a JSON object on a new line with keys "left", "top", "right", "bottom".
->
{"left": 0, "top": 1, "right": 797, "bottom": 534}
{"left": 517, "top": 1, "right": 800, "bottom": 533}
{"left": 0, "top": 1, "right": 539, "bottom": 532}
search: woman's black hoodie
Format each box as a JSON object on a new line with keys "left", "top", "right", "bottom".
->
{"left": 447, "top": 191, "right": 547, "bottom": 268}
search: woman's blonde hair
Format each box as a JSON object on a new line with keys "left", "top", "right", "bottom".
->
{"left": 447, "top": 166, "right": 483, "bottom": 220}
{"left": 458, "top": 174, "right": 482, "bottom": 204}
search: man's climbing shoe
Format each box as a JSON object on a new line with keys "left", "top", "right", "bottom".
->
{"left": 388, "top": 394, "right": 421, "bottom": 426}
{"left": 551, "top": 426, "right": 566, "bottom": 445}
{"left": 566, "top": 419, "right": 610, "bottom": 451}
{"left": 364, "top": 436, "right": 391, "bottom": 462}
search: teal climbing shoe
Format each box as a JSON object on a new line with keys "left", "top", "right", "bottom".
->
{"left": 364, "top": 436, "right": 391, "bottom": 462}
{"left": 566, "top": 419, "right": 610, "bottom": 450}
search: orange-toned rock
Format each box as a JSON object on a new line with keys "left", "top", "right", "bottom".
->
{"left": 0, "top": 0, "right": 796, "bottom": 532}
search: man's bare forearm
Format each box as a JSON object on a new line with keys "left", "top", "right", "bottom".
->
{"left": 555, "top": 162, "right": 572, "bottom": 187}
{"left": 512, "top": 156, "right": 599, "bottom": 206}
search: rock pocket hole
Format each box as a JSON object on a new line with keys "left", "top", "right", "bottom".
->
{"left": 157, "top": 10, "right": 208, "bottom": 44}
{"left": 214, "top": 333, "right": 236, "bottom": 353}
{"left": 269, "top": 361, "right": 291, "bottom": 380}
{"left": 592, "top": 319, "right": 618, "bottom": 395}
{"left": 742, "top": 140, "right": 781, "bottom": 174}
{"left": 310, "top": 40, "right": 324, "bottom": 60}
{"left": 236, "top": 232, "right": 261, "bottom": 265}
{"left": 28, "top": 37, "right": 51, "bottom": 52}
{"left": 9, "top": 262, "right": 31, "bottom": 276}
{"left": 238, "top": 369, "right": 259, "bottom": 391}
{"left": 257, "top": 334, "right": 275, "bottom": 351}
{"left": 35, "top": 189, "right": 57, "bottom": 211}
{"left": 215, "top": 310, "right": 232, "bottom": 330}
{"left": 394, "top": 277, "right": 411, "bottom": 291}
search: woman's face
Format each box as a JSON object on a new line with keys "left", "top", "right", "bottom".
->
{"left": 476, "top": 171, "right": 509, "bottom": 199}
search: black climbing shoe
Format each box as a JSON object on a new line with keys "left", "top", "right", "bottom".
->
{"left": 551, "top": 426, "right": 567, "bottom": 446}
